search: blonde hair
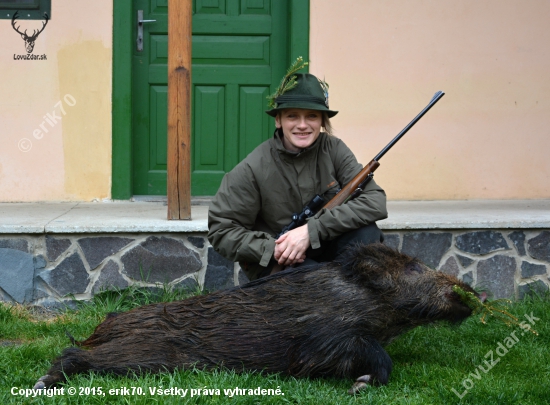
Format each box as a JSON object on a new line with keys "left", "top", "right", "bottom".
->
{"left": 322, "top": 112, "right": 334, "bottom": 135}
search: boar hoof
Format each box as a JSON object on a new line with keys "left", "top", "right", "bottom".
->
{"left": 33, "top": 375, "right": 50, "bottom": 390}
{"left": 348, "top": 374, "right": 373, "bottom": 395}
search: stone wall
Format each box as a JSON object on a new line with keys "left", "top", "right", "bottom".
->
{"left": 383, "top": 229, "right": 550, "bottom": 300}
{"left": 0, "top": 233, "right": 246, "bottom": 308}
{"left": 0, "top": 229, "right": 549, "bottom": 306}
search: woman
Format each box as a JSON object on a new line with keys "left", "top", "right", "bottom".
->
{"left": 208, "top": 63, "right": 387, "bottom": 280}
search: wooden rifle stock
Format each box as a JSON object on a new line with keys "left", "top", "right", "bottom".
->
{"left": 323, "top": 160, "right": 380, "bottom": 209}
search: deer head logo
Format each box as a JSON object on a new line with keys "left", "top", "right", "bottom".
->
{"left": 11, "top": 11, "right": 49, "bottom": 54}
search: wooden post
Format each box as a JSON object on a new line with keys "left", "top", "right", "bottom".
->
{"left": 167, "top": 0, "right": 192, "bottom": 219}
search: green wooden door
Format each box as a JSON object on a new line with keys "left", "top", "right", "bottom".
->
{"left": 132, "top": 0, "right": 290, "bottom": 196}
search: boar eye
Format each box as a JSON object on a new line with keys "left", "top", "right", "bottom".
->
{"left": 405, "top": 262, "right": 425, "bottom": 275}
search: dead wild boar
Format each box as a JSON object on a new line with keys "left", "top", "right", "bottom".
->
{"left": 34, "top": 243, "right": 480, "bottom": 394}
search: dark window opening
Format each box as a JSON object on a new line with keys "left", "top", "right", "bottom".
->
{"left": 0, "top": 0, "right": 51, "bottom": 20}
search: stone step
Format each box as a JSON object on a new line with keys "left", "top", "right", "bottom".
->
{"left": 0, "top": 200, "right": 549, "bottom": 306}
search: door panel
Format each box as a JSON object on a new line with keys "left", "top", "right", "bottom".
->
{"left": 150, "top": 86, "right": 167, "bottom": 167}
{"left": 194, "top": 86, "right": 225, "bottom": 168}
{"left": 240, "top": 86, "right": 271, "bottom": 157}
{"left": 132, "top": 0, "right": 288, "bottom": 195}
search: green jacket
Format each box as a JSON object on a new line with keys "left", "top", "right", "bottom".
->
{"left": 208, "top": 131, "right": 387, "bottom": 269}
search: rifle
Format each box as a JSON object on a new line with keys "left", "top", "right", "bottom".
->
{"left": 278, "top": 91, "right": 445, "bottom": 238}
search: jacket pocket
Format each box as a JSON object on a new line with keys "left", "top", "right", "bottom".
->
{"left": 321, "top": 178, "right": 341, "bottom": 202}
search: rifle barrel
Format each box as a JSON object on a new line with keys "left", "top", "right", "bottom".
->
{"left": 374, "top": 91, "right": 445, "bottom": 162}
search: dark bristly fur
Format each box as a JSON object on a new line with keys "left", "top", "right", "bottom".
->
{"left": 34, "top": 244, "right": 478, "bottom": 393}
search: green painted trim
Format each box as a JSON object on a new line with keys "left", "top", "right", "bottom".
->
{"left": 111, "top": 1, "right": 133, "bottom": 200}
{"left": 289, "top": 0, "right": 310, "bottom": 72}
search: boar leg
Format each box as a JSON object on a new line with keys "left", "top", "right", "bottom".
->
{"left": 347, "top": 339, "right": 392, "bottom": 395}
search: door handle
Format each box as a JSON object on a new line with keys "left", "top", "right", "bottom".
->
{"left": 137, "top": 10, "right": 157, "bottom": 52}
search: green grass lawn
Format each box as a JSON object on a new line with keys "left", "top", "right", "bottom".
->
{"left": 1, "top": 287, "right": 548, "bottom": 405}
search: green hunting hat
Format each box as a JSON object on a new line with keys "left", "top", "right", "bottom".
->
{"left": 266, "top": 73, "right": 338, "bottom": 118}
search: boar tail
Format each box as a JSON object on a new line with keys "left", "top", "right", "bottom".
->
{"left": 64, "top": 329, "right": 79, "bottom": 346}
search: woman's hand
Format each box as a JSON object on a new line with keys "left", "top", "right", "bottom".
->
{"left": 274, "top": 225, "right": 310, "bottom": 266}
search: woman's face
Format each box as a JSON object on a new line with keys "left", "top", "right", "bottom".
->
{"left": 275, "top": 109, "right": 323, "bottom": 152}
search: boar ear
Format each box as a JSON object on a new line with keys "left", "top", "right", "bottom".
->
{"left": 338, "top": 254, "right": 395, "bottom": 291}
{"left": 338, "top": 243, "right": 434, "bottom": 290}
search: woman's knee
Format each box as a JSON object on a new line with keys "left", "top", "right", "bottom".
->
{"left": 331, "top": 223, "right": 383, "bottom": 258}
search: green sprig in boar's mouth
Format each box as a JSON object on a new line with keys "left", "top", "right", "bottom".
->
{"left": 453, "top": 285, "right": 538, "bottom": 335}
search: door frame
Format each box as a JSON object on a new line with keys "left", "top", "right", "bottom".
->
{"left": 111, "top": 0, "right": 310, "bottom": 200}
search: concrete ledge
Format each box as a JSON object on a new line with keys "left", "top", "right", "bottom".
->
{"left": 0, "top": 202, "right": 208, "bottom": 234}
{"left": 0, "top": 200, "right": 549, "bottom": 234}
{"left": 379, "top": 200, "right": 550, "bottom": 230}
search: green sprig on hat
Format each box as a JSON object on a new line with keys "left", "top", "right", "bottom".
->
{"left": 267, "top": 56, "right": 309, "bottom": 109}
